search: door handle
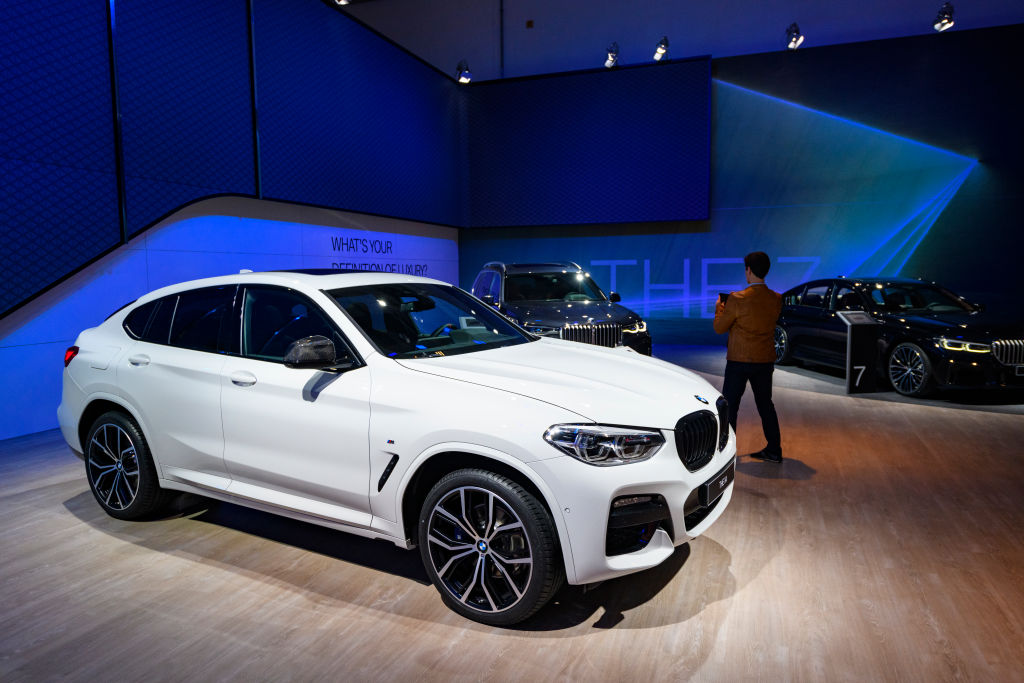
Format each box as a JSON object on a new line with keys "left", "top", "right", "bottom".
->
{"left": 128, "top": 354, "right": 150, "bottom": 367}
{"left": 230, "top": 370, "right": 257, "bottom": 387}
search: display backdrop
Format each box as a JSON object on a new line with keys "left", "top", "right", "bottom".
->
{"left": 465, "top": 58, "right": 710, "bottom": 226}
{"left": 460, "top": 79, "right": 977, "bottom": 345}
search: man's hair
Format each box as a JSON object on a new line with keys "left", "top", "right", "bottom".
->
{"left": 744, "top": 251, "right": 771, "bottom": 279}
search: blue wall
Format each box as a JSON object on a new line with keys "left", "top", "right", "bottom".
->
{"left": 115, "top": 0, "right": 257, "bottom": 236}
{"left": 253, "top": 0, "right": 465, "bottom": 226}
{"left": 466, "top": 59, "right": 710, "bottom": 226}
{"left": 0, "top": 1, "right": 120, "bottom": 315}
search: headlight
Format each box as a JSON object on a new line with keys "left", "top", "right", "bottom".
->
{"left": 936, "top": 337, "right": 991, "bottom": 353}
{"left": 543, "top": 424, "right": 664, "bottom": 466}
{"left": 622, "top": 321, "right": 647, "bottom": 334}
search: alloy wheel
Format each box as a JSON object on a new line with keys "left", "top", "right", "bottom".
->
{"left": 87, "top": 422, "right": 141, "bottom": 511}
{"left": 774, "top": 326, "right": 789, "bottom": 363}
{"left": 426, "top": 486, "right": 533, "bottom": 614}
{"left": 889, "top": 344, "right": 927, "bottom": 395}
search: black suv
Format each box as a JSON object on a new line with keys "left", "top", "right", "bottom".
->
{"left": 471, "top": 262, "right": 652, "bottom": 355}
{"left": 775, "top": 277, "right": 1024, "bottom": 396}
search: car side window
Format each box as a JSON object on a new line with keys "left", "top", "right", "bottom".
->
{"left": 124, "top": 296, "right": 176, "bottom": 344}
{"left": 169, "top": 286, "right": 236, "bottom": 353}
{"left": 242, "top": 286, "right": 356, "bottom": 364}
{"left": 832, "top": 286, "right": 863, "bottom": 311}
{"left": 801, "top": 284, "right": 831, "bottom": 309}
{"left": 485, "top": 273, "right": 501, "bottom": 300}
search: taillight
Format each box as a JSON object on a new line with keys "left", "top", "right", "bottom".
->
{"left": 64, "top": 346, "right": 79, "bottom": 367}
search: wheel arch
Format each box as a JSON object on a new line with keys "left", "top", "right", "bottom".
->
{"left": 77, "top": 395, "right": 147, "bottom": 455}
{"left": 397, "top": 448, "right": 576, "bottom": 583}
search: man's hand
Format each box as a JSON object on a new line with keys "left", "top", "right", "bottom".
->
{"left": 715, "top": 298, "right": 726, "bottom": 316}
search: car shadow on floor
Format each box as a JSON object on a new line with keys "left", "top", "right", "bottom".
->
{"left": 64, "top": 490, "right": 432, "bottom": 585}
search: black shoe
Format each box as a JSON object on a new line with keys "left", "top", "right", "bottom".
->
{"left": 749, "top": 448, "right": 783, "bottom": 463}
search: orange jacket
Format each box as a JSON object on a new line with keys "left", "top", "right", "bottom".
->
{"left": 713, "top": 284, "right": 782, "bottom": 363}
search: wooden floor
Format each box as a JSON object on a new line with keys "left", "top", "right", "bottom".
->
{"left": 2, "top": 367, "right": 1024, "bottom": 681}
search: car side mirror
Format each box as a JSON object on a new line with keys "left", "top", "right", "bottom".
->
{"left": 609, "top": 292, "right": 622, "bottom": 303}
{"left": 284, "top": 335, "right": 356, "bottom": 372}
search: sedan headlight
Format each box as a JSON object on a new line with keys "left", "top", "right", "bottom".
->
{"left": 543, "top": 424, "right": 664, "bottom": 466}
{"left": 622, "top": 321, "right": 647, "bottom": 334}
{"left": 936, "top": 337, "right": 991, "bottom": 353}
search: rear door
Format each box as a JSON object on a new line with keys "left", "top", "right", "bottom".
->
{"left": 786, "top": 281, "right": 834, "bottom": 362}
{"left": 117, "top": 286, "right": 237, "bottom": 490}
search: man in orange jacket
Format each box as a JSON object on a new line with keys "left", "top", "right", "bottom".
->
{"left": 713, "top": 251, "right": 784, "bottom": 463}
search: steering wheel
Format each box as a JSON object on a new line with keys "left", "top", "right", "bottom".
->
{"left": 431, "top": 323, "right": 455, "bottom": 337}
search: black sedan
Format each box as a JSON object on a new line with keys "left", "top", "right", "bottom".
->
{"left": 774, "top": 277, "right": 1024, "bottom": 396}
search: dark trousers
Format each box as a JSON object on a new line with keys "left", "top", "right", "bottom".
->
{"left": 722, "top": 360, "right": 782, "bottom": 455}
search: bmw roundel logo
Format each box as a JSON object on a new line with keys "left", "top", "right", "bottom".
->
{"left": 477, "top": 540, "right": 488, "bottom": 553}
{"left": 695, "top": 395, "right": 709, "bottom": 404}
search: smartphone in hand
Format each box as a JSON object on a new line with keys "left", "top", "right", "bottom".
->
{"left": 719, "top": 292, "right": 729, "bottom": 304}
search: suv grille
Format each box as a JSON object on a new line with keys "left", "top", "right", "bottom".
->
{"left": 560, "top": 323, "right": 622, "bottom": 348}
{"left": 992, "top": 339, "right": 1024, "bottom": 366}
{"left": 674, "top": 410, "right": 718, "bottom": 472}
{"left": 715, "top": 396, "right": 729, "bottom": 450}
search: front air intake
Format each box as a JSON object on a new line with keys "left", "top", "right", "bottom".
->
{"left": 674, "top": 410, "right": 717, "bottom": 472}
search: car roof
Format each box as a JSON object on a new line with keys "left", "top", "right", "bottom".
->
{"left": 484, "top": 262, "right": 583, "bottom": 274}
{"left": 135, "top": 269, "right": 451, "bottom": 304}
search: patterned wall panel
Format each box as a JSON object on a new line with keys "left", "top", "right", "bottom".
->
{"left": 466, "top": 59, "right": 711, "bottom": 227}
{"left": 0, "top": 1, "right": 119, "bottom": 315}
{"left": 115, "top": 0, "right": 255, "bottom": 236}
{"left": 254, "top": 0, "right": 465, "bottom": 227}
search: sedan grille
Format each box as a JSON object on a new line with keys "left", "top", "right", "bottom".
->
{"left": 560, "top": 323, "right": 622, "bottom": 348}
{"left": 674, "top": 410, "right": 718, "bottom": 472}
{"left": 992, "top": 339, "right": 1024, "bottom": 366}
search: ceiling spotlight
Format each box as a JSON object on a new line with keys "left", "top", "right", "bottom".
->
{"left": 933, "top": 2, "right": 955, "bottom": 32}
{"left": 455, "top": 60, "right": 472, "bottom": 84}
{"left": 333, "top": 0, "right": 350, "bottom": 5}
{"left": 653, "top": 36, "right": 669, "bottom": 62}
{"left": 605, "top": 41, "right": 619, "bottom": 69}
{"left": 786, "top": 23, "right": 804, "bottom": 50}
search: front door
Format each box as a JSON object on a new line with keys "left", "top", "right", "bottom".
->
{"left": 219, "top": 285, "right": 372, "bottom": 527}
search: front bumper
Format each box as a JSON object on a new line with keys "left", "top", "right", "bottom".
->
{"left": 931, "top": 352, "right": 1024, "bottom": 389}
{"left": 530, "top": 427, "right": 736, "bottom": 585}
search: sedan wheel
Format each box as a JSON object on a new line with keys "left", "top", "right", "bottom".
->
{"left": 85, "top": 412, "right": 169, "bottom": 520}
{"left": 888, "top": 342, "right": 935, "bottom": 397}
{"left": 774, "top": 325, "right": 793, "bottom": 364}
{"left": 419, "top": 469, "right": 563, "bottom": 625}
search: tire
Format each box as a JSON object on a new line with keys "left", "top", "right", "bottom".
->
{"left": 888, "top": 342, "right": 935, "bottom": 397}
{"left": 418, "top": 469, "right": 564, "bottom": 626}
{"left": 774, "top": 325, "right": 793, "bottom": 365}
{"left": 84, "top": 411, "right": 170, "bottom": 520}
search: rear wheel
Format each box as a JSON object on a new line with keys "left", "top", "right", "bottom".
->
{"left": 888, "top": 342, "right": 935, "bottom": 397}
{"left": 774, "top": 325, "right": 793, "bottom": 364}
{"left": 418, "top": 469, "right": 563, "bottom": 625}
{"left": 85, "top": 411, "right": 170, "bottom": 520}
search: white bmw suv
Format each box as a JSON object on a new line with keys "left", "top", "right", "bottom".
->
{"left": 58, "top": 270, "right": 735, "bottom": 625}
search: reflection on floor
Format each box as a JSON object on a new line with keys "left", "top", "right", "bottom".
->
{"left": 1, "top": 348, "right": 1023, "bottom": 680}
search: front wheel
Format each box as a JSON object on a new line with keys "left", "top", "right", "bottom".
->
{"left": 418, "top": 469, "right": 564, "bottom": 625}
{"left": 888, "top": 342, "right": 935, "bottom": 397}
{"left": 85, "top": 411, "right": 170, "bottom": 520}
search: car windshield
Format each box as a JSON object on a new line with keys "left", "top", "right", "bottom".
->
{"left": 505, "top": 271, "right": 606, "bottom": 302}
{"left": 328, "top": 283, "right": 532, "bottom": 359}
{"left": 867, "top": 283, "right": 974, "bottom": 313}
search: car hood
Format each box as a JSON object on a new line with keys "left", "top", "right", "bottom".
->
{"left": 503, "top": 300, "right": 642, "bottom": 329}
{"left": 396, "top": 338, "right": 716, "bottom": 429}
{"left": 879, "top": 310, "right": 1024, "bottom": 340}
